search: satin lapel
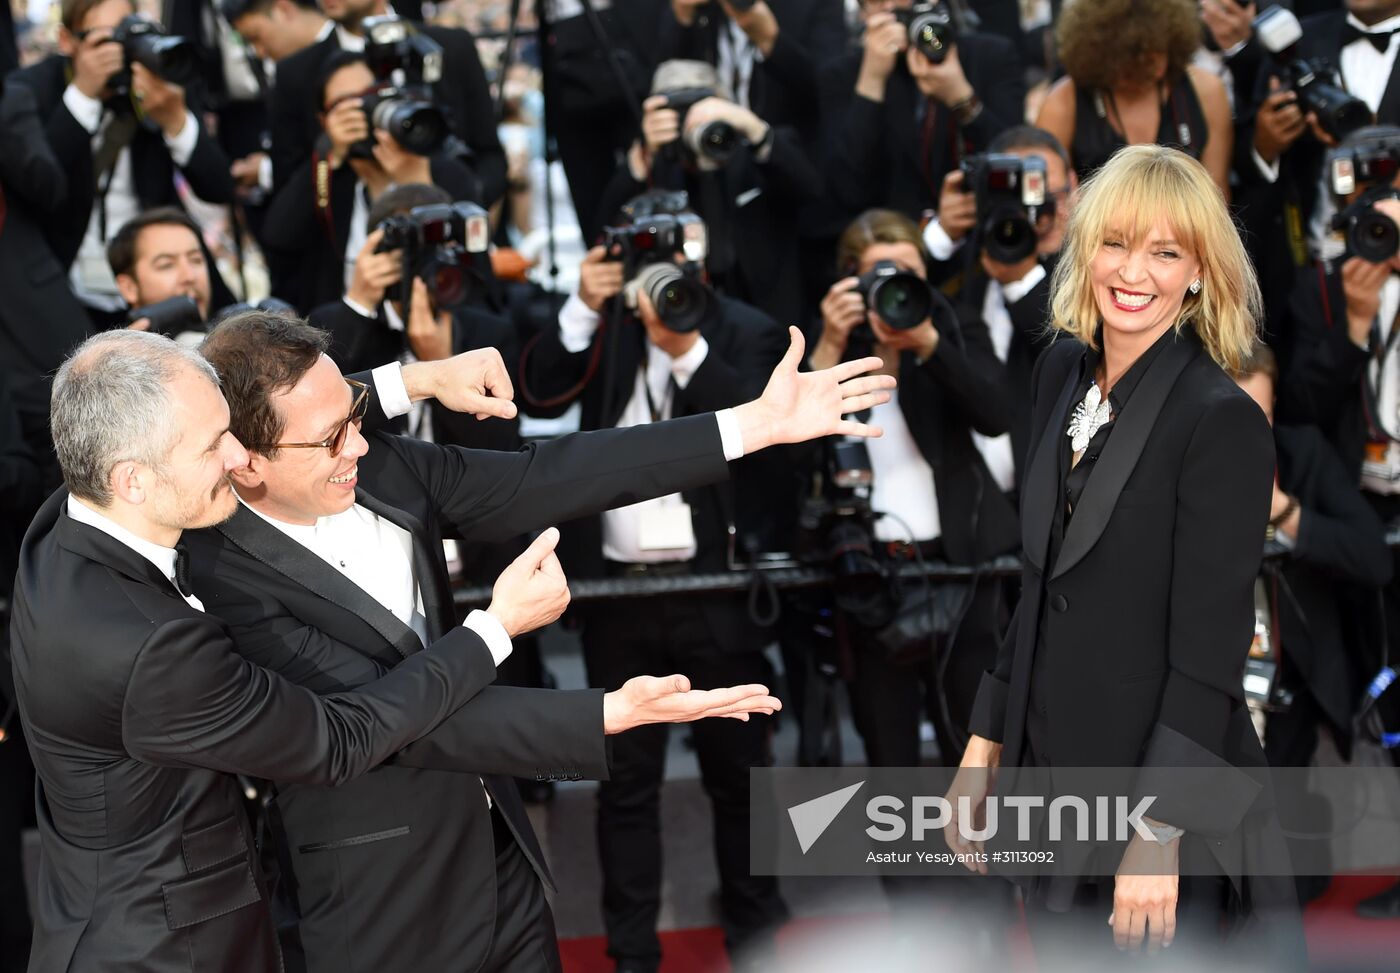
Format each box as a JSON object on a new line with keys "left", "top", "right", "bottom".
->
{"left": 354, "top": 486, "right": 447, "bottom": 644}
{"left": 1378, "top": 43, "right": 1400, "bottom": 123}
{"left": 215, "top": 505, "right": 421, "bottom": 660}
{"left": 1049, "top": 336, "right": 1200, "bottom": 580}
{"left": 1020, "top": 363, "right": 1079, "bottom": 573}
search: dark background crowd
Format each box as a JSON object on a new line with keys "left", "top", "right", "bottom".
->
{"left": 2, "top": 0, "right": 1400, "bottom": 970}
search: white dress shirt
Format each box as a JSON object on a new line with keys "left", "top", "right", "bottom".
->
{"left": 717, "top": 17, "right": 759, "bottom": 109}
{"left": 972, "top": 264, "right": 1046, "bottom": 494}
{"left": 66, "top": 496, "right": 205, "bottom": 613}
{"left": 556, "top": 295, "right": 749, "bottom": 562}
{"left": 865, "top": 390, "right": 941, "bottom": 543}
{"left": 62, "top": 85, "right": 199, "bottom": 309}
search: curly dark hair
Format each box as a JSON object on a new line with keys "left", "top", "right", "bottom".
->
{"left": 1055, "top": 0, "right": 1201, "bottom": 92}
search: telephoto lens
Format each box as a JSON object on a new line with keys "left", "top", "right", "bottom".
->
{"left": 683, "top": 119, "right": 741, "bottom": 166}
{"left": 855, "top": 260, "right": 935, "bottom": 330}
{"left": 365, "top": 93, "right": 449, "bottom": 156}
{"left": 1335, "top": 190, "right": 1400, "bottom": 263}
{"left": 630, "top": 263, "right": 715, "bottom": 333}
{"left": 114, "top": 16, "right": 198, "bottom": 86}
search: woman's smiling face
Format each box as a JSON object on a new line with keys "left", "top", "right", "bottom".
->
{"left": 1090, "top": 220, "right": 1201, "bottom": 344}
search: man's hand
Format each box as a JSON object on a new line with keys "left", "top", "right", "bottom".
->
{"left": 1342, "top": 255, "right": 1391, "bottom": 348}
{"left": 721, "top": 0, "right": 780, "bottom": 57}
{"left": 324, "top": 97, "right": 369, "bottom": 169}
{"left": 1254, "top": 78, "right": 1306, "bottom": 164}
{"left": 684, "top": 96, "right": 770, "bottom": 146}
{"left": 732, "top": 326, "right": 896, "bottom": 452}
{"left": 602, "top": 675, "right": 782, "bottom": 734}
{"left": 486, "top": 528, "right": 570, "bottom": 638}
{"left": 70, "top": 30, "right": 125, "bottom": 100}
{"left": 641, "top": 94, "right": 682, "bottom": 156}
{"left": 1201, "top": 0, "right": 1255, "bottom": 52}
{"left": 400, "top": 347, "right": 518, "bottom": 420}
{"left": 406, "top": 277, "right": 453, "bottom": 362}
{"left": 981, "top": 249, "right": 1041, "bottom": 287}
{"left": 347, "top": 227, "right": 403, "bottom": 311}
{"left": 871, "top": 314, "right": 938, "bottom": 361}
{"left": 937, "top": 169, "right": 977, "bottom": 243}
{"left": 1113, "top": 834, "right": 1180, "bottom": 952}
{"left": 578, "top": 245, "right": 626, "bottom": 312}
{"left": 637, "top": 289, "right": 700, "bottom": 359}
{"left": 231, "top": 151, "right": 268, "bottom": 188}
{"left": 943, "top": 734, "right": 1001, "bottom": 872}
{"left": 131, "top": 64, "right": 188, "bottom": 139}
{"left": 906, "top": 43, "right": 974, "bottom": 107}
{"left": 670, "top": 0, "right": 708, "bottom": 26}
{"left": 372, "top": 129, "right": 432, "bottom": 187}
{"left": 857, "top": 12, "right": 908, "bottom": 101}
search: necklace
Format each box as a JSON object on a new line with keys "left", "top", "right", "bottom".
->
{"left": 1067, "top": 380, "right": 1113, "bottom": 453}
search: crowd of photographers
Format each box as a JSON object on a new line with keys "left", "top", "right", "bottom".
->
{"left": 3, "top": 0, "right": 1400, "bottom": 969}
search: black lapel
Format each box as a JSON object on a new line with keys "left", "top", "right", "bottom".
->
{"left": 354, "top": 486, "right": 448, "bottom": 641}
{"left": 1049, "top": 335, "right": 1201, "bottom": 580}
{"left": 215, "top": 504, "right": 422, "bottom": 659}
{"left": 54, "top": 502, "right": 181, "bottom": 598}
{"left": 1378, "top": 44, "right": 1400, "bottom": 123}
{"left": 1020, "top": 354, "right": 1079, "bottom": 573}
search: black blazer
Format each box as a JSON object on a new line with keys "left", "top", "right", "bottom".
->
{"left": 818, "top": 33, "right": 1027, "bottom": 226}
{"left": 969, "top": 332, "right": 1276, "bottom": 854}
{"left": 9, "top": 55, "right": 235, "bottom": 269}
{"left": 9, "top": 487, "right": 502, "bottom": 973}
{"left": 267, "top": 24, "right": 506, "bottom": 204}
{"left": 185, "top": 408, "right": 741, "bottom": 972}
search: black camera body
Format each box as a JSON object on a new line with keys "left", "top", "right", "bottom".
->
{"left": 601, "top": 192, "right": 717, "bottom": 333}
{"left": 1328, "top": 133, "right": 1400, "bottom": 262}
{"left": 661, "top": 87, "right": 743, "bottom": 168}
{"left": 854, "top": 260, "right": 935, "bottom": 331}
{"left": 107, "top": 16, "right": 198, "bottom": 103}
{"left": 375, "top": 201, "right": 491, "bottom": 310}
{"left": 961, "top": 152, "right": 1050, "bottom": 264}
{"left": 126, "top": 295, "right": 202, "bottom": 338}
{"left": 349, "top": 16, "right": 449, "bottom": 159}
{"left": 895, "top": 2, "right": 956, "bottom": 64}
{"left": 1255, "top": 5, "right": 1372, "bottom": 143}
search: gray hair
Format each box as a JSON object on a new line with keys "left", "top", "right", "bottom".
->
{"left": 51, "top": 330, "right": 221, "bottom": 506}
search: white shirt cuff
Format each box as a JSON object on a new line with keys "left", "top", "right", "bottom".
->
{"left": 343, "top": 295, "right": 377, "bottom": 320}
{"left": 163, "top": 110, "right": 200, "bottom": 168}
{"left": 1223, "top": 38, "right": 1249, "bottom": 59}
{"left": 372, "top": 361, "right": 412, "bottom": 419}
{"left": 559, "top": 292, "right": 602, "bottom": 353}
{"left": 1001, "top": 263, "right": 1047, "bottom": 304}
{"left": 1251, "top": 147, "right": 1281, "bottom": 185}
{"left": 668, "top": 335, "right": 709, "bottom": 389}
{"left": 463, "top": 609, "right": 513, "bottom": 666}
{"left": 62, "top": 83, "right": 104, "bottom": 134}
{"left": 922, "top": 218, "right": 965, "bottom": 262}
{"left": 715, "top": 408, "right": 744, "bottom": 461}
{"left": 258, "top": 153, "right": 273, "bottom": 192}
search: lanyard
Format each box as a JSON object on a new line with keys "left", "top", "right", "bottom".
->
{"left": 640, "top": 361, "right": 677, "bottom": 424}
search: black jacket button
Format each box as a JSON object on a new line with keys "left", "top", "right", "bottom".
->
{"left": 1051, "top": 594, "right": 1069, "bottom": 612}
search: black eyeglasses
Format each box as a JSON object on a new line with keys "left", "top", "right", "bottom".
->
{"left": 248, "top": 379, "right": 369, "bottom": 456}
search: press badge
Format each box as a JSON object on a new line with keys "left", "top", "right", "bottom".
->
{"left": 638, "top": 502, "right": 696, "bottom": 551}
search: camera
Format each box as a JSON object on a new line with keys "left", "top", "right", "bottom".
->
{"left": 126, "top": 295, "right": 202, "bottom": 338}
{"left": 106, "top": 16, "right": 198, "bottom": 102}
{"left": 661, "top": 87, "right": 743, "bottom": 168}
{"left": 1328, "top": 131, "right": 1400, "bottom": 262}
{"left": 961, "top": 152, "right": 1050, "bottom": 264}
{"left": 854, "top": 261, "right": 935, "bottom": 331}
{"left": 895, "top": 2, "right": 956, "bottom": 64}
{"left": 1255, "top": 5, "right": 1372, "bottom": 143}
{"left": 601, "top": 192, "right": 717, "bottom": 333}
{"left": 350, "top": 16, "right": 449, "bottom": 159}
{"left": 375, "top": 201, "right": 492, "bottom": 310}
{"left": 1333, "top": 186, "right": 1400, "bottom": 262}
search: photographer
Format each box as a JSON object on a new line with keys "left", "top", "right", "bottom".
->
{"left": 260, "top": 50, "right": 484, "bottom": 313}
{"left": 600, "top": 59, "right": 820, "bottom": 329}
{"left": 106, "top": 207, "right": 212, "bottom": 338}
{"left": 8, "top": 0, "right": 235, "bottom": 330}
{"left": 817, "top": 1, "right": 1025, "bottom": 229}
{"left": 521, "top": 193, "right": 790, "bottom": 973}
{"left": 266, "top": 4, "right": 504, "bottom": 205}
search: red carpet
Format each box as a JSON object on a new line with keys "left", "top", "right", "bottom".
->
{"left": 560, "top": 875, "right": 1400, "bottom": 972}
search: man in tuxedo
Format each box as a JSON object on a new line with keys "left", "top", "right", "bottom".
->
{"left": 266, "top": 3, "right": 504, "bottom": 203}
{"left": 8, "top": 0, "right": 235, "bottom": 330}
{"left": 224, "top": 0, "right": 330, "bottom": 63}
{"left": 188, "top": 311, "right": 892, "bottom": 972}
{"left": 818, "top": 0, "right": 1025, "bottom": 230}
{"left": 107, "top": 207, "right": 215, "bottom": 325}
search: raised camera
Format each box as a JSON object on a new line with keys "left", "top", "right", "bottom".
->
{"left": 854, "top": 261, "right": 935, "bottom": 331}
{"left": 1328, "top": 133, "right": 1400, "bottom": 262}
{"left": 1255, "top": 5, "right": 1372, "bottom": 142}
{"left": 601, "top": 192, "right": 717, "bottom": 334}
{"left": 961, "top": 152, "right": 1050, "bottom": 264}
{"left": 376, "top": 202, "right": 491, "bottom": 310}
{"left": 661, "top": 87, "right": 742, "bottom": 168}
{"left": 350, "top": 16, "right": 449, "bottom": 158}
{"left": 126, "top": 295, "right": 201, "bottom": 338}
{"left": 895, "top": 2, "right": 956, "bottom": 64}
{"left": 107, "top": 16, "right": 198, "bottom": 103}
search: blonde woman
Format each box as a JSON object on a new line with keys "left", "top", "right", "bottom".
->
{"left": 945, "top": 145, "right": 1297, "bottom": 959}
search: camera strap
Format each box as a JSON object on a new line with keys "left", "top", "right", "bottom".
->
{"left": 312, "top": 139, "right": 336, "bottom": 245}
{"left": 1361, "top": 296, "right": 1400, "bottom": 444}
{"left": 640, "top": 360, "right": 678, "bottom": 424}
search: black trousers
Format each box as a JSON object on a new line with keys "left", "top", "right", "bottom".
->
{"left": 485, "top": 806, "right": 564, "bottom": 973}
{"left": 579, "top": 591, "right": 788, "bottom": 971}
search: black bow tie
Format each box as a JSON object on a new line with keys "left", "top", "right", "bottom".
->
{"left": 173, "top": 544, "right": 193, "bottom": 598}
{"left": 1342, "top": 23, "right": 1399, "bottom": 54}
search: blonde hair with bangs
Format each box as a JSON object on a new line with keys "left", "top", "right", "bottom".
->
{"left": 1048, "top": 145, "right": 1261, "bottom": 375}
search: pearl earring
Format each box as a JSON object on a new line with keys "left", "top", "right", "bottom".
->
{"left": 1189, "top": 279, "right": 1201, "bottom": 295}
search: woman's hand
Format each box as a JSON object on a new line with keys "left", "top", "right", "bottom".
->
{"left": 943, "top": 734, "right": 1001, "bottom": 873}
{"left": 857, "top": 12, "right": 908, "bottom": 102}
{"left": 870, "top": 314, "right": 938, "bottom": 363}
{"left": 1112, "top": 833, "right": 1179, "bottom": 952}
{"left": 812, "top": 276, "right": 867, "bottom": 370}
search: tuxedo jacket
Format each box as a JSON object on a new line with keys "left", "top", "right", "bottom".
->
{"left": 817, "top": 33, "right": 1027, "bottom": 226}
{"left": 9, "top": 487, "right": 503, "bottom": 973}
{"left": 185, "top": 405, "right": 739, "bottom": 972}
{"left": 267, "top": 24, "right": 505, "bottom": 205}
{"left": 9, "top": 55, "right": 235, "bottom": 271}
{"left": 968, "top": 331, "right": 1277, "bottom": 871}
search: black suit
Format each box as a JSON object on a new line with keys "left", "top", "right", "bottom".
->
{"left": 818, "top": 34, "right": 1027, "bottom": 227}
{"left": 186, "top": 408, "right": 746, "bottom": 973}
{"left": 9, "top": 487, "right": 505, "bottom": 973}
{"left": 267, "top": 24, "right": 505, "bottom": 204}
